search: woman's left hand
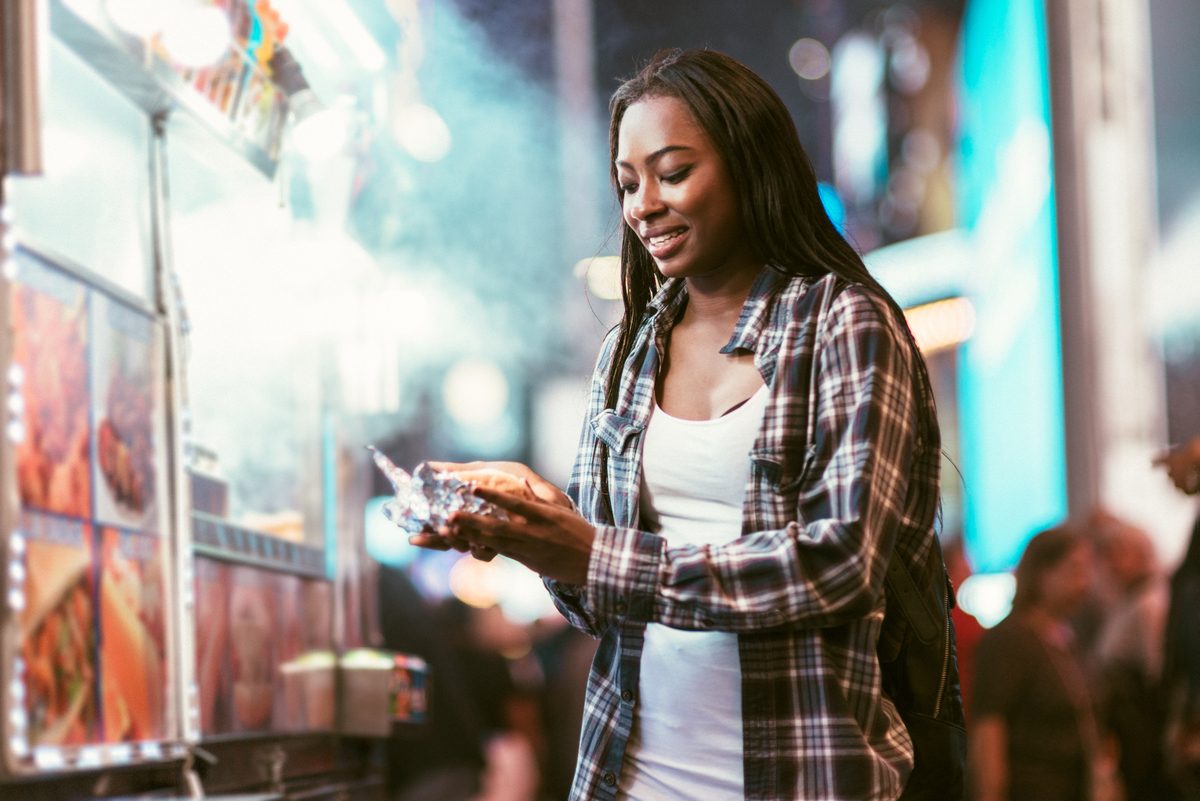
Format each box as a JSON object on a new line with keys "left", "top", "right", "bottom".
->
{"left": 443, "top": 486, "right": 596, "bottom": 585}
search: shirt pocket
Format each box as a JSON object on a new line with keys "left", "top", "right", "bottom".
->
{"left": 590, "top": 409, "right": 642, "bottom": 456}
{"left": 590, "top": 409, "right": 644, "bottom": 527}
{"left": 749, "top": 444, "right": 815, "bottom": 494}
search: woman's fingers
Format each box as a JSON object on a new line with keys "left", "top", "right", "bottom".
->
{"left": 451, "top": 509, "right": 521, "bottom": 543}
{"left": 409, "top": 528, "right": 498, "bottom": 561}
{"left": 409, "top": 527, "right": 473, "bottom": 552}
{"left": 427, "top": 460, "right": 486, "bottom": 473}
{"left": 471, "top": 485, "right": 555, "bottom": 522}
{"left": 408, "top": 532, "right": 451, "bottom": 550}
{"left": 469, "top": 544, "right": 499, "bottom": 562}
{"left": 427, "top": 460, "right": 572, "bottom": 509}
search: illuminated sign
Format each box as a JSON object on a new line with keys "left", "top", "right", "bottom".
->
{"left": 956, "top": 0, "right": 1068, "bottom": 572}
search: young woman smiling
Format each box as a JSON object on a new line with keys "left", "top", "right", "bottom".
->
{"left": 420, "top": 48, "right": 963, "bottom": 801}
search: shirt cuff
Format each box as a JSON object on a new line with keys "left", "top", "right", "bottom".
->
{"left": 586, "top": 525, "right": 665, "bottom": 621}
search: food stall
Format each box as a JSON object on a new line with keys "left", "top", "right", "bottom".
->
{"left": 0, "top": 1, "right": 415, "bottom": 798}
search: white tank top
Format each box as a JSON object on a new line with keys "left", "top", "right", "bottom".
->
{"left": 618, "top": 384, "right": 769, "bottom": 801}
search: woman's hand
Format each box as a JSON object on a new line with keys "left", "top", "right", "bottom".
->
{"left": 427, "top": 461, "right": 573, "bottom": 509}
{"left": 444, "top": 486, "right": 596, "bottom": 585}
{"left": 407, "top": 461, "right": 573, "bottom": 563}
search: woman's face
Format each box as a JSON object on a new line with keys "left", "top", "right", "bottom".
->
{"left": 1039, "top": 542, "right": 1093, "bottom": 619}
{"left": 615, "top": 95, "right": 758, "bottom": 281}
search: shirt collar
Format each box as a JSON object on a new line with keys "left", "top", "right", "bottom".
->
{"left": 644, "top": 267, "right": 787, "bottom": 349}
{"left": 720, "top": 266, "right": 788, "bottom": 354}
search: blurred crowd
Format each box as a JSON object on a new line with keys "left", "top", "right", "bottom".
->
{"left": 377, "top": 562, "right": 597, "bottom": 801}
{"left": 375, "top": 435, "right": 1200, "bottom": 801}
{"left": 965, "top": 434, "right": 1200, "bottom": 801}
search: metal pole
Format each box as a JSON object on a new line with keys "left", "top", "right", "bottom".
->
{"left": 0, "top": 0, "right": 40, "bottom": 772}
{"left": 1046, "top": 0, "right": 1102, "bottom": 516}
{"left": 1, "top": 0, "right": 44, "bottom": 177}
{"left": 1047, "top": 0, "right": 1167, "bottom": 529}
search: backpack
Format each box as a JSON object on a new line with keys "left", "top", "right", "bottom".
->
{"left": 879, "top": 545, "right": 968, "bottom": 801}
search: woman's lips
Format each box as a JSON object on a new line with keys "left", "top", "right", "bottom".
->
{"left": 646, "top": 228, "right": 687, "bottom": 260}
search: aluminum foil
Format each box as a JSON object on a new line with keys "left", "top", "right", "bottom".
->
{"left": 367, "top": 446, "right": 504, "bottom": 535}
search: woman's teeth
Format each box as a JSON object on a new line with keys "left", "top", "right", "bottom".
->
{"left": 650, "top": 230, "right": 685, "bottom": 247}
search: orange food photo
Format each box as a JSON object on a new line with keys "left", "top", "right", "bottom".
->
{"left": 19, "top": 532, "right": 99, "bottom": 747}
{"left": 99, "top": 528, "right": 167, "bottom": 742}
{"left": 97, "top": 367, "right": 155, "bottom": 515}
{"left": 11, "top": 283, "right": 92, "bottom": 519}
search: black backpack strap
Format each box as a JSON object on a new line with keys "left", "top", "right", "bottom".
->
{"left": 885, "top": 549, "right": 944, "bottom": 646}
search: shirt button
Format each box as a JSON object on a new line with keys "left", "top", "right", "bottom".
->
{"left": 603, "top": 771, "right": 617, "bottom": 786}
{"left": 614, "top": 599, "right": 627, "bottom": 615}
{"left": 621, "top": 689, "right": 633, "bottom": 702}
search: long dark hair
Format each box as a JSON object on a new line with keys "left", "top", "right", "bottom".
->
{"left": 1010, "top": 525, "right": 1087, "bottom": 613}
{"left": 604, "top": 48, "right": 934, "bottom": 429}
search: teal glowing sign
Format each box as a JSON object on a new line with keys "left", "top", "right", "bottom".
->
{"left": 956, "top": 0, "right": 1068, "bottom": 572}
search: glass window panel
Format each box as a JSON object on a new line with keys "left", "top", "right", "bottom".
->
{"left": 165, "top": 121, "right": 324, "bottom": 547}
{"left": 5, "top": 37, "right": 153, "bottom": 300}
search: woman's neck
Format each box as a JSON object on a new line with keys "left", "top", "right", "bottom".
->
{"left": 681, "top": 264, "right": 763, "bottom": 327}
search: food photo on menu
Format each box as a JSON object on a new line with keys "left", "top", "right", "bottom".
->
{"left": 193, "top": 556, "right": 232, "bottom": 735}
{"left": 228, "top": 565, "right": 277, "bottom": 733}
{"left": 10, "top": 264, "right": 91, "bottom": 520}
{"left": 18, "top": 518, "right": 99, "bottom": 748}
{"left": 90, "top": 292, "right": 164, "bottom": 533}
{"left": 99, "top": 527, "right": 169, "bottom": 743}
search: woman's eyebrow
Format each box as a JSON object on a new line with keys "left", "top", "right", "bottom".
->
{"left": 615, "top": 144, "right": 695, "bottom": 169}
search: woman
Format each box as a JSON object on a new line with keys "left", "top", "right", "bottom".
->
{"left": 971, "top": 526, "right": 1097, "bottom": 801}
{"left": 420, "top": 48, "right": 960, "bottom": 801}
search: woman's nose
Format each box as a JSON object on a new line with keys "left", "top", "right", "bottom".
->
{"left": 628, "top": 184, "right": 664, "bottom": 221}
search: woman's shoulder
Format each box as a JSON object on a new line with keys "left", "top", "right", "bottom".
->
{"left": 581, "top": 326, "right": 623, "bottom": 391}
{"left": 773, "top": 272, "right": 906, "bottom": 346}
{"left": 774, "top": 271, "right": 890, "bottom": 315}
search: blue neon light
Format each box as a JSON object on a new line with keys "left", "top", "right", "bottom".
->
{"left": 956, "top": 0, "right": 1068, "bottom": 572}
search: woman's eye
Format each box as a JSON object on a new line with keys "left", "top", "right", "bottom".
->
{"left": 619, "top": 182, "right": 637, "bottom": 195}
{"left": 663, "top": 168, "right": 691, "bottom": 184}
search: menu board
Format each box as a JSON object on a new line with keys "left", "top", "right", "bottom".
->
{"left": 193, "top": 556, "right": 333, "bottom": 738}
{"left": 4, "top": 249, "right": 176, "bottom": 772}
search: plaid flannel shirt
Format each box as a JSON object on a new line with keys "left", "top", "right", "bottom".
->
{"left": 545, "top": 267, "right": 942, "bottom": 801}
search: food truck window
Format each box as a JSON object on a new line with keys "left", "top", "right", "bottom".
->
{"left": 164, "top": 123, "right": 326, "bottom": 550}
{"left": 4, "top": 38, "right": 154, "bottom": 301}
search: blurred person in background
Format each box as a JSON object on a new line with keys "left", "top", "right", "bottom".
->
{"left": 1158, "top": 435, "right": 1200, "bottom": 799}
{"left": 377, "top": 565, "right": 487, "bottom": 801}
{"left": 1088, "top": 509, "right": 1176, "bottom": 800}
{"left": 971, "top": 525, "right": 1101, "bottom": 801}
{"left": 417, "top": 47, "right": 963, "bottom": 801}
{"left": 529, "top": 615, "right": 596, "bottom": 801}
{"left": 439, "top": 601, "right": 543, "bottom": 801}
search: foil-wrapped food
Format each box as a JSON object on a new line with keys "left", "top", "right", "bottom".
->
{"left": 368, "top": 447, "right": 509, "bottom": 535}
